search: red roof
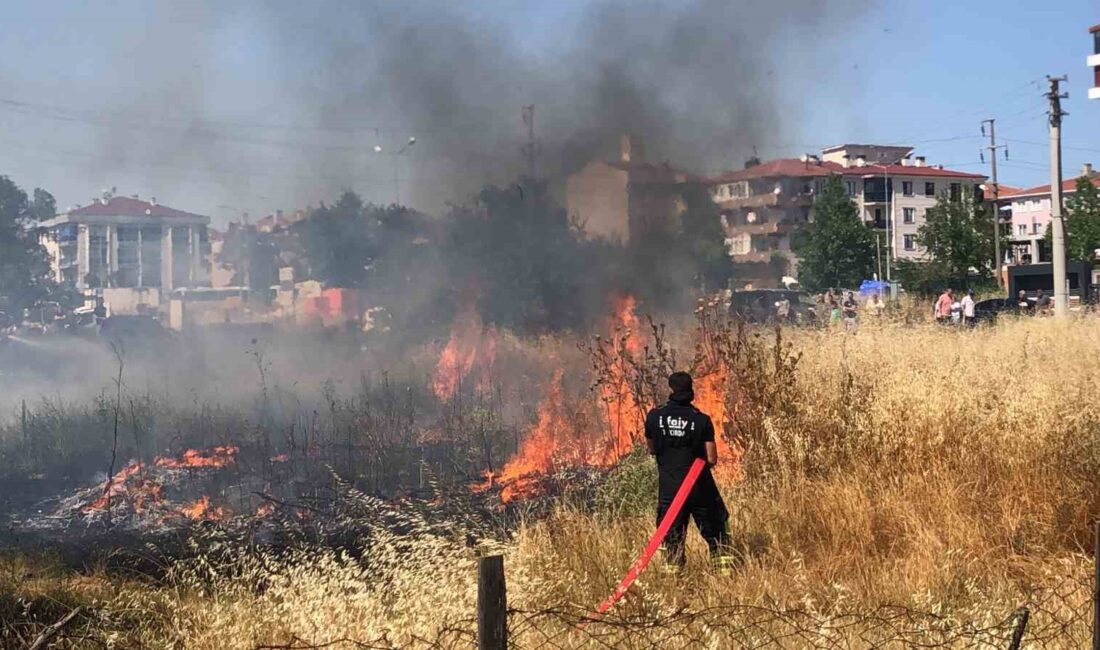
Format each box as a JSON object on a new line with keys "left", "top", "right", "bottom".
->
{"left": 65, "top": 196, "right": 206, "bottom": 220}
{"left": 707, "top": 158, "right": 985, "bottom": 183}
{"left": 1001, "top": 174, "right": 1100, "bottom": 199}
{"left": 709, "top": 158, "right": 835, "bottom": 183}
{"left": 1089, "top": 23, "right": 1100, "bottom": 34}
{"left": 843, "top": 162, "right": 985, "bottom": 179}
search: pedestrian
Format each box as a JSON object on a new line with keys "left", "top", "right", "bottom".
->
{"left": 828, "top": 289, "right": 842, "bottom": 326}
{"left": 1036, "top": 290, "right": 1052, "bottom": 314}
{"left": 962, "top": 289, "right": 976, "bottom": 326}
{"left": 1017, "top": 290, "right": 1031, "bottom": 313}
{"left": 775, "top": 295, "right": 791, "bottom": 323}
{"left": 950, "top": 297, "right": 962, "bottom": 325}
{"left": 645, "top": 372, "right": 733, "bottom": 573}
{"left": 865, "top": 292, "right": 885, "bottom": 319}
{"left": 935, "top": 288, "right": 953, "bottom": 325}
{"left": 842, "top": 291, "right": 859, "bottom": 332}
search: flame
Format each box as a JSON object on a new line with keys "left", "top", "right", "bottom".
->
{"left": 155, "top": 446, "right": 239, "bottom": 469}
{"left": 83, "top": 461, "right": 161, "bottom": 512}
{"left": 256, "top": 502, "right": 276, "bottom": 517}
{"left": 270, "top": 453, "right": 289, "bottom": 463}
{"left": 487, "top": 369, "right": 591, "bottom": 501}
{"left": 598, "top": 295, "right": 647, "bottom": 463}
{"left": 179, "top": 496, "right": 228, "bottom": 521}
{"left": 486, "top": 295, "right": 647, "bottom": 502}
{"left": 693, "top": 368, "right": 743, "bottom": 482}
{"left": 432, "top": 298, "right": 498, "bottom": 400}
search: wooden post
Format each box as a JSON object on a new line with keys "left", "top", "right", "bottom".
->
{"left": 478, "top": 555, "right": 507, "bottom": 650}
{"left": 1008, "top": 607, "right": 1028, "bottom": 650}
{"left": 1094, "top": 520, "right": 1100, "bottom": 650}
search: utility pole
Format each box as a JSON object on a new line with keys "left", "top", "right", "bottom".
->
{"left": 1047, "top": 75, "right": 1069, "bottom": 317}
{"left": 521, "top": 105, "right": 536, "bottom": 181}
{"left": 982, "top": 118, "right": 1006, "bottom": 287}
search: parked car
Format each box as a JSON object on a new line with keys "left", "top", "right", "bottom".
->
{"left": 973, "top": 297, "right": 1018, "bottom": 324}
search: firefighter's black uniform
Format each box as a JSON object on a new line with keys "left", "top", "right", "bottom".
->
{"left": 644, "top": 395, "right": 730, "bottom": 566}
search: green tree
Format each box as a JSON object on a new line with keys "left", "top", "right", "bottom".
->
{"left": 1044, "top": 176, "right": 1100, "bottom": 261}
{"left": 31, "top": 188, "right": 56, "bottom": 222}
{"left": 915, "top": 187, "right": 992, "bottom": 289}
{"left": 794, "top": 174, "right": 875, "bottom": 291}
{"left": 678, "top": 183, "right": 731, "bottom": 292}
{"left": 0, "top": 176, "right": 54, "bottom": 311}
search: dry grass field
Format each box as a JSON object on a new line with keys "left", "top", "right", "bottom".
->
{"left": 4, "top": 314, "right": 1100, "bottom": 647}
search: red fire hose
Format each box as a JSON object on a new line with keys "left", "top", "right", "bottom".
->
{"left": 585, "top": 457, "right": 706, "bottom": 623}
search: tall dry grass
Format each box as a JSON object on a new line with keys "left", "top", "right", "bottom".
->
{"left": 6, "top": 316, "right": 1100, "bottom": 647}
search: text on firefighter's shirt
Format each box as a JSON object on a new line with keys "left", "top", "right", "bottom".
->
{"left": 660, "top": 416, "right": 694, "bottom": 438}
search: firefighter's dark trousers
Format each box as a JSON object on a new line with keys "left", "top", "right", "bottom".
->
{"left": 656, "top": 467, "right": 730, "bottom": 566}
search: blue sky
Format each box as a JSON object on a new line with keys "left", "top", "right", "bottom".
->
{"left": 0, "top": 1, "right": 1097, "bottom": 220}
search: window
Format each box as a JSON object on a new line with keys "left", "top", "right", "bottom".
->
{"left": 924, "top": 182, "right": 936, "bottom": 197}
{"left": 903, "top": 207, "right": 916, "bottom": 224}
{"left": 845, "top": 180, "right": 857, "bottom": 197}
{"left": 1094, "top": 29, "right": 1100, "bottom": 55}
{"left": 950, "top": 183, "right": 961, "bottom": 201}
{"left": 903, "top": 234, "right": 916, "bottom": 251}
{"left": 902, "top": 181, "right": 913, "bottom": 196}
{"left": 116, "top": 226, "right": 140, "bottom": 288}
{"left": 1032, "top": 222, "right": 1042, "bottom": 234}
{"left": 1018, "top": 224, "right": 1027, "bottom": 235}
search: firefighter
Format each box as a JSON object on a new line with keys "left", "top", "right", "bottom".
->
{"left": 644, "top": 371, "right": 733, "bottom": 572}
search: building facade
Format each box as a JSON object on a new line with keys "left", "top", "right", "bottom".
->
{"left": 565, "top": 135, "right": 687, "bottom": 243}
{"left": 1001, "top": 165, "right": 1100, "bottom": 263}
{"left": 705, "top": 145, "right": 986, "bottom": 280}
{"left": 39, "top": 193, "right": 210, "bottom": 313}
{"left": 1090, "top": 24, "right": 1100, "bottom": 100}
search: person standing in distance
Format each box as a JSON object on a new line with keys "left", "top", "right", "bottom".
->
{"left": 645, "top": 371, "right": 733, "bottom": 572}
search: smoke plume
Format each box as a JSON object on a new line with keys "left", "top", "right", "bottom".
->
{"left": 7, "top": 0, "right": 866, "bottom": 218}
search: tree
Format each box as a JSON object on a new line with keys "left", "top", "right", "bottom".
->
{"left": 444, "top": 179, "right": 602, "bottom": 333}
{"left": 1045, "top": 176, "right": 1100, "bottom": 261}
{"left": 677, "top": 183, "right": 732, "bottom": 292}
{"left": 794, "top": 174, "right": 875, "bottom": 292}
{"left": 915, "top": 186, "right": 992, "bottom": 289}
{"left": 31, "top": 188, "right": 56, "bottom": 222}
{"left": 0, "top": 176, "right": 55, "bottom": 312}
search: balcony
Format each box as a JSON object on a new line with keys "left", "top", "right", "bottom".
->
{"left": 729, "top": 251, "right": 774, "bottom": 263}
{"left": 716, "top": 193, "right": 813, "bottom": 210}
{"left": 724, "top": 221, "right": 783, "bottom": 235}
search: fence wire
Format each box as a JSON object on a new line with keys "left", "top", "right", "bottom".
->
{"left": 234, "top": 574, "right": 1091, "bottom": 649}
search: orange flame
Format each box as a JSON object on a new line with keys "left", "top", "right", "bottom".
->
{"left": 256, "top": 502, "right": 276, "bottom": 517}
{"left": 83, "top": 462, "right": 160, "bottom": 512}
{"left": 432, "top": 299, "right": 498, "bottom": 400}
{"left": 155, "top": 446, "right": 239, "bottom": 469}
{"left": 598, "top": 295, "right": 646, "bottom": 463}
{"left": 486, "top": 295, "right": 648, "bottom": 502}
{"left": 693, "top": 368, "right": 742, "bottom": 482}
{"left": 179, "top": 496, "right": 228, "bottom": 521}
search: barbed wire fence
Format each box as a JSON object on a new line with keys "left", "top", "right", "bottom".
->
{"left": 241, "top": 570, "right": 1089, "bottom": 649}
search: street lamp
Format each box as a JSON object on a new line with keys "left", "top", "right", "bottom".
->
{"left": 374, "top": 136, "right": 417, "bottom": 205}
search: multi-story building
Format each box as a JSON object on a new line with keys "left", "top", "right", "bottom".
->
{"left": 705, "top": 145, "right": 986, "bottom": 280}
{"left": 566, "top": 135, "right": 687, "bottom": 243}
{"left": 1090, "top": 23, "right": 1100, "bottom": 100}
{"left": 1001, "top": 164, "right": 1100, "bottom": 263}
{"left": 39, "top": 192, "right": 210, "bottom": 313}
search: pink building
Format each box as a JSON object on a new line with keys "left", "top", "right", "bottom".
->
{"left": 1002, "top": 164, "right": 1100, "bottom": 263}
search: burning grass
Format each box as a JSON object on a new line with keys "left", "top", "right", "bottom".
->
{"left": 4, "top": 313, "right": 1100, "bottom": 646}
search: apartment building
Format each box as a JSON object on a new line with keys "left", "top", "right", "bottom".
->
{"left": 1090, "top": 23, "right": 1100, "bottom": 100}
{"left": 39, "top": 191, "right": 210, "bottom": 314}
{"left": 566, "top": 135, "right": 687, "bottom": 243}
{"left": 1001, "top": 164, "right": 1100, "bottom": 263}
{"left": 705, "top": 145, "right": 986, "bottom": 277}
